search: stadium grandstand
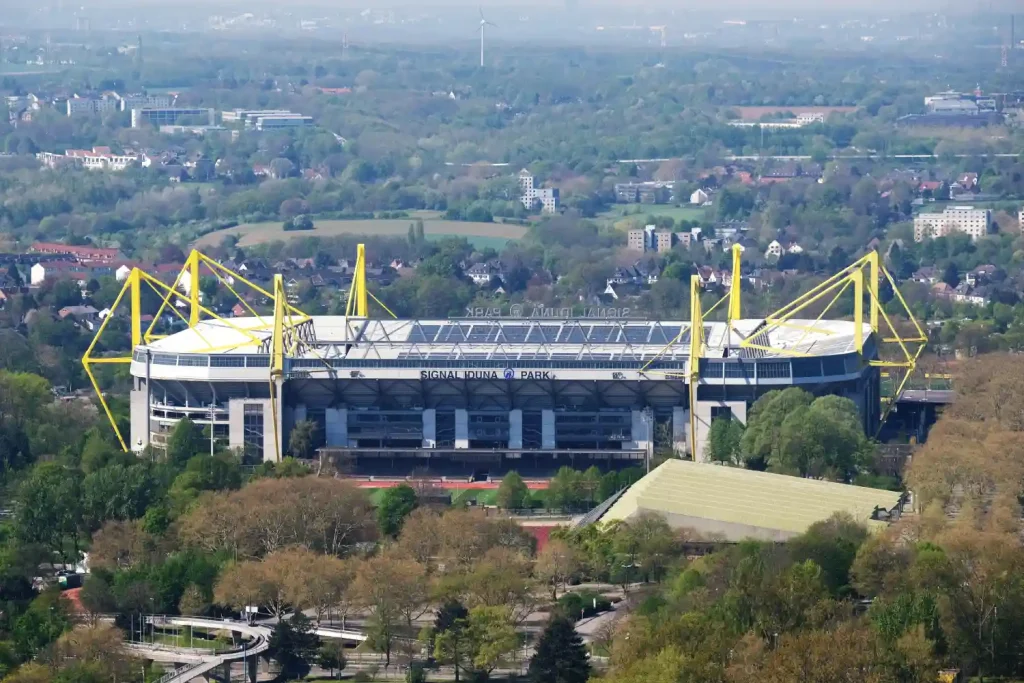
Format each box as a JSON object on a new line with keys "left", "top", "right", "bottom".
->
{"left": 84, "top": 245, "right": 927, "bottom": 477}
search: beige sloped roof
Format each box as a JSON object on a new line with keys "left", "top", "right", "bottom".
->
{"left": 600, "top": 459, "right": 902, "bottom": 539}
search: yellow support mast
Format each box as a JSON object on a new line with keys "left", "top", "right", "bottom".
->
{"left": 188, "top": 250, "right": 201, "bottom": 327}
{"left": 688, "top": 274, "right": 704, "bottom": 461}
{"left": 346, "top": 243, "right": 369, "bottom": 318}
{"left": 727, "top": 243, "right": 743, "bottom": 328}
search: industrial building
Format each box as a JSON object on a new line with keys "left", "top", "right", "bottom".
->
{"left": 131, "top": 107, "right": 215, "bottom": 128}
{"left": 85, "top": 249, "right": 925, "bottom": 477}
{"left": 253, "top": 114, "right": 314, "bottom": 130}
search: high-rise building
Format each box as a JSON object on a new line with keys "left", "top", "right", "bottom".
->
{"left": 518, "top": 170, "right": 560, "bottom": 214}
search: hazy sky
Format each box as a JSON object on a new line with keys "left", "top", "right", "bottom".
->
{"left": 3, "top": 0, "right": 1020, "bottom": 9}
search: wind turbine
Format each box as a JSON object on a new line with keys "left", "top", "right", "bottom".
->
{"left": 478, "top": 8, "right": 496, "bottom": 67}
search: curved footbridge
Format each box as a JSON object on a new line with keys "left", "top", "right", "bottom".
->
{"left": 131, "top": 616, "right": 366, "bottom": 683}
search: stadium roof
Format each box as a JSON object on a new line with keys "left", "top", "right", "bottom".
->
{"left": 142, "top": 317, "right": 871, "bottom": 362}
{"left": 599, "top": 460, "right": 903, "bottom": 541}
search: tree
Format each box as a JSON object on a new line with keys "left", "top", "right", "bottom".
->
{"left": 528, "top": 615, "right": 590, "bottom": 683}
{"left": 15, "top": 462, "right": 83, "bottom": 561}
{"left": 317, "top": 641, "right": 346, "bottom": 679}
{"left": 377, "top": 484, "right": 419, "bottom": 537}
{"left": 179, "top": 476, "right": 375, "bottom": 559}
{"left": 740, "top": 388, "right": 813, "bottom": 468}
{"left": 288, "top": 419, "right": 317, "bottom": 459}
{"left": 788, "top": 513, "right": 868, "bottom": 596}
{"left": 13, "top": 590, "right": 72, "bottom": 661}
{"left": 775, "top": 395, "right": 871, "bottom": 480}
{"left": 165, "top": 417, "right": 204, "bottom": 466}
{"left": 612, "top": 511, "right": 677, "bottom": 583}
{"left": 496, "top": 471, "right": 529, "bottom": 510}
{"left": 268, "top": 613, "right": 321, "bottom": 679}
{"left": 47, "top": 624, "right": 136, "bottom": 683}
{"left": 535, "top": 539, "right": 582, "bottom": 599}
{"left": 353, "top": 550, "right": 429, "bottom": 667}
{"left": 706, "top": 416, "right": 744, "bottom": 465}
{"left": 178, "top": 583, "right": 210, "bottom": 616}
{"left": 547, "top": 467, "right": 584, "bottom": 511}
{"left": 81, "top": 463, "right": 160, "bottom": 531}
{"left": 431, "top": 600, "right": 470, "bottom": 683}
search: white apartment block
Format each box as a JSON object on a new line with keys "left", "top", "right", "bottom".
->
{"left": 119, "top": 94, "right": 173, "bottom": 111}
{"left": 1019, "top": 208, "right": 1024, "bottom": 233}
{"left": 66, "top": 95, "right": 120, "bottom": 117}
{"left": 913, "top": 206, "right": 992, "bottom": 242}
{"left": 518, "top": 169, "right": 559, "bottom": 214}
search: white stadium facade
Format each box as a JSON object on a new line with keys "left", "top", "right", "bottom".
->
{"left": 85, "top": 247, "right": 923, "bottom": 476}
{"left": 127, "top": 316, "right": 880, "bottom": 474}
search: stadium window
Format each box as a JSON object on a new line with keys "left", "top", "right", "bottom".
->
{"left": 723, "top": 362, "right": 750, "bottom": 379}
{"left": 701, "top": 361, "right": 724, "bottom": 378}
{"left": 757, "top": 361, "right": 791, "bottom": 379}
{"left": 210, "top": 356, "right": 246, "bottom": 368}
{"left": 243, "top": 403, "right": 264, "bottom": 461}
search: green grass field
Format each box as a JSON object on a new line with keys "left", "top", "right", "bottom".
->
{"left": 194, "top": 217, "right": 527, "bottom": 250}
{"left": 598, "top": 204, "right": 707, "bottom": 229}
{"left": 366, "top": 487, "right": 501, "bottom": 507}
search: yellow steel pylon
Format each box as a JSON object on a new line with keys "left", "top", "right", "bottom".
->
{"left": 84, "top": 245, "right": 395, "bottom": 454}
{"left": 638, "top": 249, "right": 929, "bottom": 443}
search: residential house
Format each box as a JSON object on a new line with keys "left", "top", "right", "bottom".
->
{"left": 466, "top": 262, "right": 496, "bottom": 286}
{"left": 952, "top": 283, "right": 990, "bottom": 306}
{"left": 911, "top": 267, "right": 939, "bottom": 285}
{"left": 965, "top": 265, "right": 998, "bottom": 286}
{"left": 634, "top": 262, "right": 660, "bottom": 285}
{"left": 765, "top": 240, "right": 784, "bottom": 259}
{"left": 58, "top": 305, "right": 100, "bottom": 329}
{"left": 931, "top": 282, "right": 955, "bottom": 300}
{"left": 689, "top": 188, "right": 709, "bottom": 205}
{"left": 956, "top": 173, "right": 979, "bottom": 191}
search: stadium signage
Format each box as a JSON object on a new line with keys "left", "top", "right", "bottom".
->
{"left": 419, "top": 369, "right": 555, "bottom": 380}
{"left": 462, "top": 305, "right": 633, "bottom": 319}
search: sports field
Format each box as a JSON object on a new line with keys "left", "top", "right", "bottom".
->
{"left": 598, "top": 204, "right": 707, "bottom": 229}
{"left": 194, "top": 218, "right": 527, "bottom": 250}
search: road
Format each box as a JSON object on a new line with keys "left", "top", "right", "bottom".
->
{"left": 137, "top": 615, "right": 366, "bottom": 683}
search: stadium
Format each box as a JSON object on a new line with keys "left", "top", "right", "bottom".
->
{"left": 86, "top": 246, "right": 926, "bottom": 475}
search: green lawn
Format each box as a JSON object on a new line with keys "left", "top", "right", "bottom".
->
{"left": 366, "top": 487, "right": 499, "bottom": 507}
{"left": 598, "top": 204, "right": 707, "bottom": 229}
{"left": 194, "top": 217, "right": 527, "bottom": 250}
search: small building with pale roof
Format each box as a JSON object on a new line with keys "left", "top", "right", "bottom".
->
{"left": 597, "top": 459, "right": 904, "bottom": 542}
